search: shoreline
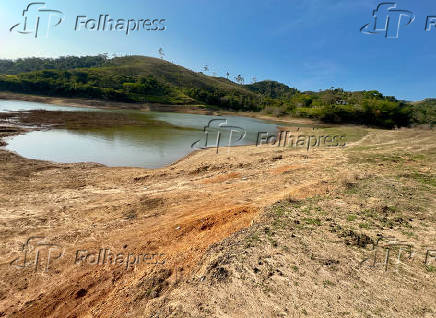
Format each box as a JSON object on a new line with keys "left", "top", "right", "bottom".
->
{"left": 0, "top": 91, "right": 322, "bottom": 125}
{"left": 0, "top": 91, "right": 220, "bottom": 113}
{"left": 0, "top": 91, "right": 372, "bottom": 175}
{"left": 0, "top": 92, "right": 322, "bottom": 170}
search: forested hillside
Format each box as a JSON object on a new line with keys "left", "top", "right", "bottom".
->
{"left": 0, "top": 55, "right": 433, "bottom": 128}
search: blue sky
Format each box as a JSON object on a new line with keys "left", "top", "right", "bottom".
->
{"left": 0, "top": 0, "right": 435, "bottom": 100}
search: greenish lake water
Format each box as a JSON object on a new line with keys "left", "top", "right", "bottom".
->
{"left": 1, "top": 100, "right": 280, "bottom": 168}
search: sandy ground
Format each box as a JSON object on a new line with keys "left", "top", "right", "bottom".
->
{"left": 0, "top": 106, "right": 434, "bottom": 317}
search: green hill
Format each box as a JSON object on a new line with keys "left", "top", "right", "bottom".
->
{"left": 0, "top": 55, "right": 260, "bottom": 110}
{"left": 0, "top": 55, "right": 432, "bottom": 128}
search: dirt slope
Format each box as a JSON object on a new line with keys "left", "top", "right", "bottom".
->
{"left": 0, "top": 125, "right": 434, "bottom": 317}
{"left": 148, "top": 128, "right": 436, "bottom": 318}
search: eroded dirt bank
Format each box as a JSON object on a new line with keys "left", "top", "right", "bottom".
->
{"left": 0, "top": 119, "right": 434, "bottom": 317}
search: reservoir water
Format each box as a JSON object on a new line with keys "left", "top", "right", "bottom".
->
{"left": 1, "top": 100, "right": 279, "bottom": 168}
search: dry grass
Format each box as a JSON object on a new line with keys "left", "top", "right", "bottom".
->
{"left": 147, "top": 128, "right": 436, "bottom": 318}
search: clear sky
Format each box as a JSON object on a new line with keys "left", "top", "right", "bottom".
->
{"left": 0, "top": 0, "right": 435, "bottom": 100}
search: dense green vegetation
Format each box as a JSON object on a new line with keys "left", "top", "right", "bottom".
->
{"left": 0, "top": 55, "right": 433, "bottom": 128}
{"left": 0, "top": 55, "right": 108, "bottom": 74}
{"left": 412, "top": 99, "right": 436, "bottom": 127}
{"left": 0, "top": 56, "right": 260, "bottom": 110}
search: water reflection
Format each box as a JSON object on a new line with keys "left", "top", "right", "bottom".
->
{"left": 3, "top": 100, "right": 281, "bottom": 168}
